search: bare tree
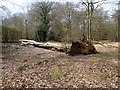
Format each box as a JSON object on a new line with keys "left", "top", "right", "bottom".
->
{"left": 80, "top": 0, "right": 107, "bottom": 40}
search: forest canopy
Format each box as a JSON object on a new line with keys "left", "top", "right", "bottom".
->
{"left": 1, "top": 1, "right": 118, "bottom": 42}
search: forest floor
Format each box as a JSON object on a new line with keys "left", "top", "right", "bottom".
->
{"left": 1, "top": 41, "right": 119, "bottom": 88}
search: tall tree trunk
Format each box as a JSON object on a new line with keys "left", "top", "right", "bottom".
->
{"left": 43, "top": 31, "right": 47, "bottom": 42}
{"left": 66, "top": 2, "right": 72, "bottom": 42}
{"left": 25, "top": 19, "right": 29, "bottom": 39}
{"left": 90, "top": 1, "right": 93, "bottom": 40}
{"left": 87, "top": 3, "right": 90, "bottom": 40}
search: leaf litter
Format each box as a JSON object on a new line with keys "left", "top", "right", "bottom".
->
{"left": 2, "top": 44, "right": 118, "bottom": 88}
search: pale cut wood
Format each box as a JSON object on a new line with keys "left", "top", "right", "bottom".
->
{"left": 19, "top": 39, "right": 70, "bottom": 52}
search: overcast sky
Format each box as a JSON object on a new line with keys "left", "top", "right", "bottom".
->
{"left": 0, "top": 0, "right": 118, "bottom": 15}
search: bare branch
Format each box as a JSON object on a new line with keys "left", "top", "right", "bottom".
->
{"left": 94, "top": 1, "right": 109, "bottom": 10}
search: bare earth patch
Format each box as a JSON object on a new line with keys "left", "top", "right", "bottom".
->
{"left": 2, "top": 42, "right": 118, "bottom": 88}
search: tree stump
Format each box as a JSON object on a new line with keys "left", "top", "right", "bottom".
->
{"left": 66, "top": 34, "right": 97, "bottom": 56}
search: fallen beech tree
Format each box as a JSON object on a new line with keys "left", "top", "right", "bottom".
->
{"left": 19, "top": 39, "right": 70, "bottom": 52}
{"left": 19, "top": 35, "right": 98, "bottom": 55}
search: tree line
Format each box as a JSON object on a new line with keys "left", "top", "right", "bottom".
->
{"left": 1, "top": 1, "right": 118, "bottom": 42}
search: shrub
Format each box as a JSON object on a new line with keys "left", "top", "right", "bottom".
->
{"left": 2, "top": 25, "right": 21, "bottom": 42}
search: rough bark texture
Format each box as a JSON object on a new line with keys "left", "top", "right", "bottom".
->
{"left": 67, "top": 34, "right": 97, "bottom": 56}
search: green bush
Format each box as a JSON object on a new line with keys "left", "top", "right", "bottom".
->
{"left": 47, "top": 31, "right": 55, "bottom": 41}
{"left": 2, "top": 25, "right": 21, "bottom": 42}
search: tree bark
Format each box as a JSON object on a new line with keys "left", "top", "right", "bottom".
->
{"left": 19, "top": 39, "right": 70, "bottom": 52}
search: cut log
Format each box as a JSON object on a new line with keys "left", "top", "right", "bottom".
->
{"left": 66, "top": 34, "right": 98, "bottom": 56}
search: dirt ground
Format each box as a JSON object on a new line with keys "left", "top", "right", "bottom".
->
{"left": 1, "top": 42, "right": 119, "bottom": 88}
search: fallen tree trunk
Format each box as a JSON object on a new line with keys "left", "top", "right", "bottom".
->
{"left": 19, "top": 39, "right": 70, "bottom": 52}
{"left": 19, "top": 35, "right": 98, "bottom": 56}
